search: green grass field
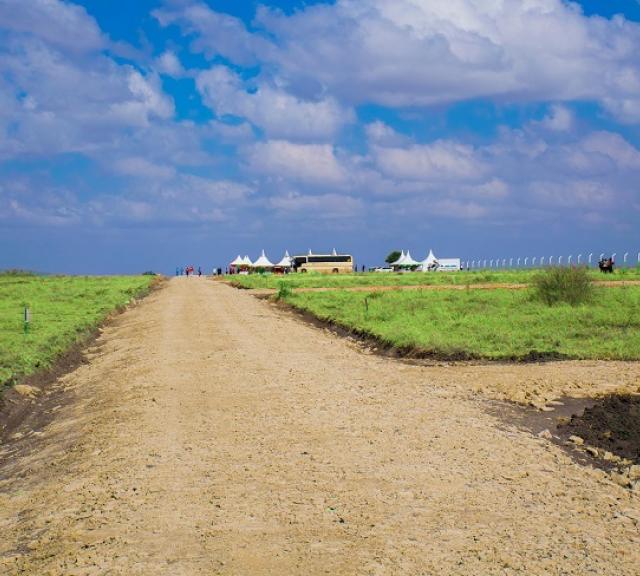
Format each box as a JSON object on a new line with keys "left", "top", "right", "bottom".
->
{"left": 231, "top": 267, "right": 640, "bottom": 290}
{"left": 284, "top": 286, "right": 640, "bottom": 360}
{"left": 0, "top": 274, "right": 156, "bottom": 388}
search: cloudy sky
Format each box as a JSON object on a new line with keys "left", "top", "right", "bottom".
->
{"left": 1, "top": 0, "right": 639, "bottom": 273}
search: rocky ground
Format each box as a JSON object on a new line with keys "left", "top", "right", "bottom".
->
{"left": 0, "top": 278, "right": 639, "bottom": 575}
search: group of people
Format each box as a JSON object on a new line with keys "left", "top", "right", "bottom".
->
{"left": 176, "top": 265, "right": 202, "bottom": 277}
{"left": 598, "top": 256, "right": 615, "bottom": 273}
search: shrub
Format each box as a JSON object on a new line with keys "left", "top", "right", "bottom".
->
{"left": 275, "top": 281, "right": 292, "bottom": 301}
{"left": 0, "top": 269, "right": 36, "bottom": 276}
{"left": 532, "top": 266, "right": 593, "bottom": 306}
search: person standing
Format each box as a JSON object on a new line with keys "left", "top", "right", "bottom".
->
{"left": 198, "top": 266, "right": 202, "bottom": 277}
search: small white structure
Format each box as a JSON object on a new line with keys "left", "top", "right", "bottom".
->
{"left": 275, "top": 250, "right": 292, "bottom": 269}
{"left": 230, "top": 255, "right": 243, "bottom": 267}
{"left": 252, "top": 250, "right": 274, "bottom": 269}
{"left": 420, "top": 249, "right": 438, "bottom": 272}
{"left": 436, "top": 258, "right": 461, "bottom": 272}
{"left": 394, "top": 250, "right": 420, "bottom": 270}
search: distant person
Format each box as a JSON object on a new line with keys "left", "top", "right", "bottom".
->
{"left": 198, "top": 266, "right": 202, "bottom": 277}
{"left": 362, "top": 265, "right": 365, "bottom": 273}
{"left": 175, "top": 267, "right": 179, "bottom": 276}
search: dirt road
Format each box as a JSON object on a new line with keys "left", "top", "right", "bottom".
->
{"left": 1, "top": 278, "right": 639, "bottom": 575}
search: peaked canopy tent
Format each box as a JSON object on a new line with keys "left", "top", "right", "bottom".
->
{"left": 393, "top": 250, "right": 420, "bottom": 270}
{"left": 252, "top": 250, "right": 274, "bottom": 270}
{"left": 420, "top": 249, "right": 439, "bottom": 271}
{"left": 232, "top": 255, "right": 252, "bottom": 273}
{"left": 229, "top": 254, "right": 244, "bottom": 273}
{"left": 274, "top": 250, "right": 292, "bottom": 272}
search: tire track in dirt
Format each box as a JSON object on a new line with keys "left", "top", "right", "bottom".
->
{"left": 1, "top": 278, "right": 639, "bottom": 575}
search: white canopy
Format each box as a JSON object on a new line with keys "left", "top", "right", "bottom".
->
{"left": 421, "top": 249, "right": 437, "bottom": 266}
{"left": 241, "top": 255, "right": 252, "bottom": 266}
{"left": 276, "top": 250, "right": 292, "bottom": 268}
{"left": 230, "top": 254, "right": 243, "bottom": 266}
{"left": 398, "top": 250, "right": 420, "bottom": 267}
{"left": 390, "top": 250, "right": 405, "bottom": 266}
{"left": 252, "top": 250, "right": 274, "bottom": 268}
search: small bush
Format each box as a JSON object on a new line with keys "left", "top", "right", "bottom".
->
{"left": 532, "top": 266, "right": 593, "bottom": 306}
{"left": 275, "top": 281, "right": 293, "bottom": 301}
{"left": 0, "top": 269, "right": 36, "bottom": 277}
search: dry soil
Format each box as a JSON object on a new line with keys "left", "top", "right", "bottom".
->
{"left": 1, "top": 278, "right": 639, "bottom": 575}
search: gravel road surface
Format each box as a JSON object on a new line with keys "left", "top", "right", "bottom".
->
{"left": 1, "top": 278, "right": 638, "bottom": 575}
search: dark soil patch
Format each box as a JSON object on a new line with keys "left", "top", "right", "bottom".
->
{"left": 560, "top": 394, "right": 640, "bottom": 464}
{"left": 485, "top": 397, "right": 618, "bottom": 470}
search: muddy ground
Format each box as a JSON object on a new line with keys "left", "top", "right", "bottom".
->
{"left": 1, "top": 278, "right": 639, "bottom": 575}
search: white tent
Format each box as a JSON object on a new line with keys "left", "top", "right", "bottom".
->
{"left": 420, "top": 249, "right": 438, "bottom": 271}
{"left": 397, "top": 250, "right": 420, "bottom": 267}
{"left": 230, "top": 255, "right": 243, "bottom": 266}
{"left": 276, "top": 250, "right": 292, "bottom": 268}
{"left": 252, "top": 250, "right": 274, "bottom": 268}
{"left": 241, "top": 255, "right": 252, "bottom": 266}
{"left": 390, "top": 250, "right": 405, "bottom": 266}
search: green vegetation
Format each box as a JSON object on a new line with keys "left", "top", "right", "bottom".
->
{"left": 0, "top": 274, "right": 156, "bottom": 389}
{"left": 385, "top": 250, "right": 402, "bottom": 264}
{"left": 283, "top": 286, "right": 640, "bottom": 360}
{"left": 231, "top": 267, "right": 640, "bottom": 290}
{"left": 532, "top": 266, "right": 593, "bottom": 306}
{"left": 275, "top": 281, "right": 293, "bottom": 301}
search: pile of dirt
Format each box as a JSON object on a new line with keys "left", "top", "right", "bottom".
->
{"left": 561, "top": 394, "right": 640, "bottom": 464}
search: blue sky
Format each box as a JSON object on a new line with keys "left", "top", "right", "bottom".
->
{"left": 1, "top": 0, "right": 639, "bottom": 273}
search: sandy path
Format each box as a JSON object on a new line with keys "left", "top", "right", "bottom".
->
{"left": 1, "top": 278, "right": 639, "bottom": 575}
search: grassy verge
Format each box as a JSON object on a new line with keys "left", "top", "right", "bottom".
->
{"left": 0, "top": 275, "right": 157, "bottom": 389}
{"left": 283, "top": 286, "right": 640, "bottom": 360}
{"left": 231, "top": 267, "right": 640, "bottom": 290}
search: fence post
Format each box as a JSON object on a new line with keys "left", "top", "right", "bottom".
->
{"left": 23, "top": 307, "right": 31, "bottom": 334}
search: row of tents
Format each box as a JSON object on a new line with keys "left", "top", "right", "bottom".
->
{"left": 389, "top": 249, "right": 456, "bottom": 271}
{"left": 389, "top": 250, "right": 438, "bottom": 272}
{"left": 229, "top": 250, "right": 292, "bottom": 272}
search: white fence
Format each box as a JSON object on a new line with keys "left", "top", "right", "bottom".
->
{"left": 464, "top": 251, "right": 639, "bottom": 270}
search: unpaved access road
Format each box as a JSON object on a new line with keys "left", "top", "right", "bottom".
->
{"left": 1, "top": 278, "right": 639, "bottom": 575}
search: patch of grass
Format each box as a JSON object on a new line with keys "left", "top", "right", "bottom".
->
{"left": 230, "top": 268, "right": 640, "bottom": 290}
{"left": 283, "top": 286, "right": 640, "bottom": 360}
{"left": 0, "top": 275, "right": 156, "bottom": 388}
{"left": 275, "top": 281, "right": 293, "bottom": 301}
{"left": 532, "top": 266, "right": 593, "bottom": 306}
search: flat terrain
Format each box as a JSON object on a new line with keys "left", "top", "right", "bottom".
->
{"left": 230, "top": 268, "right": 640, "bottom": 290}
{"left": 1, "top": 278, "right": 640, "bottom": 575}
{"left": 282, "top": 285, "right": 640, "bottom": 360}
